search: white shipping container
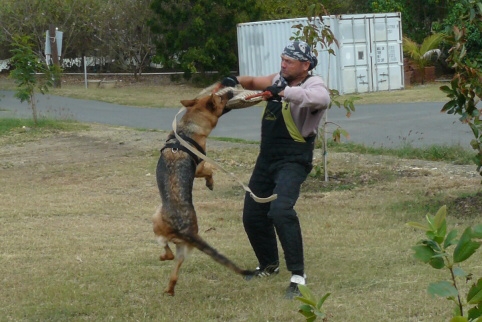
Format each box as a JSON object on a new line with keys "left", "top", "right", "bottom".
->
{"left": 237, "top": 13, "right": 404, "bottom": 94}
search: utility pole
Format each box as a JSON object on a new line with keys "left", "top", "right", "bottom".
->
{"left": 49, "top": 24, "right": 61, "bottom": 88}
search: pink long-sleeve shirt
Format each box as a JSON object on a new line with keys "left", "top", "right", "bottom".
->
{"left": 272, "top": 74, "right": 331, "bottom": 138}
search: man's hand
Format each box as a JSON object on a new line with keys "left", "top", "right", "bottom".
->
{"left": 220, "top": 76, "right": 239, "bottom": 88}
{"left": 264, "top": 84, "right": 285, "bottom": 101}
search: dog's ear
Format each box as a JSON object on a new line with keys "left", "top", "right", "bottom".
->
{"left": 181, "top": 99, "right": 197, "bottom": 107}
{"left": 210, "top": 94, "right": 221, "bottom": 108}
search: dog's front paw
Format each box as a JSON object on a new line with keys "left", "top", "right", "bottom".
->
{"left": 205, "top": 178, "right": 214, "bottom": 190}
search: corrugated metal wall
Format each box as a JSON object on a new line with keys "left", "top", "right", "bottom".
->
{"left": 237, "top": 13, "right": 403, "bottom": 94}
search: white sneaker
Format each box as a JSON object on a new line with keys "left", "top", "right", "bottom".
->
{"left": 290, "top": 274, "right": 306, "bottom": 285}
{"left": 285, "top": 274, "right": 307, "bottom": 299}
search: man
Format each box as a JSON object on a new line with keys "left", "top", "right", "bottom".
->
{"left": 221, "top": 40, "right": 331, "bottom": 299}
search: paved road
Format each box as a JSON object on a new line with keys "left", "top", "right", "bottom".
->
{"left": 0, "top": 90, "right": 474, "bottom": 148}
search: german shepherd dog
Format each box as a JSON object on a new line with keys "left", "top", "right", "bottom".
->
{"left": 152, "top": 91, "right": 253, "bottom": 296}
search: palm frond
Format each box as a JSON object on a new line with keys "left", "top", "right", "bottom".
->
{"left": 419, "top": 33, "right": 445, "bottom": 55}
{"left": 402, "top": 36, "right": 421, "bottom": 60}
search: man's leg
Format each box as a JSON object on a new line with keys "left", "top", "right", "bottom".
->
{"left": 269, "top": 162, "right": 309, "bottom": 274}
{"left": 268, "top": 162, "right": 310, "bottom": 298}
{"left": 242, "top": 158, "right": 279, "bottom": 270}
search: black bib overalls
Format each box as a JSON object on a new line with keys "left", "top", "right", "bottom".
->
{"left": 242, "top": 96, "right": 315, "bottom": 272}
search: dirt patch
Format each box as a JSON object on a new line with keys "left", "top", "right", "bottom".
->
{"left": 302, "top": 151, "right": 482, "bottom": 214}
{"left": 451, "top": 191, "right": 482, "bottom": 218}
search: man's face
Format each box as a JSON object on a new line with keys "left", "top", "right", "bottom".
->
{"left": 280, "top": 55, "right": 310, "bottom": 82}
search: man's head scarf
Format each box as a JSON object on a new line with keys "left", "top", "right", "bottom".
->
{"left": 281, "top": 41, "right": 317, "bottom": 70}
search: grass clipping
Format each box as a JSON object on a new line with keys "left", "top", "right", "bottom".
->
{"left": 0, "top": 123, "right": 481, "bottom": 321}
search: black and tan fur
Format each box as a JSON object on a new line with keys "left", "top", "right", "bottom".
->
{"left": 152, "top": 91, "right": 253, "bottom": 296}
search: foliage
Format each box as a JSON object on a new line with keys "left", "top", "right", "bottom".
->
{"left": 296, "top": 284, "right": 331, "bottom": 322}
{"left": 2, "top": 0, "right": 478, "bottom": 79}
{"left": 432, "top": 1, "right": 482, "bottom": 66}
{"left": 439, "top": 0, "right": 482, "bottom": 178}
{"left": 149, "top": 0, "right": 261, "bottom": 82}
{"left": 257, "top": 0, "right": 369, "bottom": 20}
{"left": 9, "top": 35, "right": 55, "bottom": 124}
{"left": 403, "top": 33, "right": 445, "bottom": 84}
{"left": 407, "top": 205, "right": 482, "bottom": 321}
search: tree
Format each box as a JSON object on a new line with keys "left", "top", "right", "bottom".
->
{"left": 9, "top": 35, "right": 56, "bottom": 125}
{"left": 94, "top": 0, "right": 158, "bottom": 77}
{"left": 0, "top": 0, "right": 156, "bottom": 76}
{"left": 149, "top": 0, "right": 262, "bottom": 81}
{"left": 0, "top": 0, "right": 104, "bottom": 63}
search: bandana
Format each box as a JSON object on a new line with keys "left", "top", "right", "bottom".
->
{"left": 281, "top": 41, "right": 317, "bottom": 70}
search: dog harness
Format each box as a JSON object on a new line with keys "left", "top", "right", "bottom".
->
{"left": 161, "top": 133, "right": 206, "bottom": 165}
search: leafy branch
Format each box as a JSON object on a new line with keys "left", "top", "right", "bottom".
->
{"left": 296, "top": 284, "right": 331, "bottom": 322}
{"left": 407, "top": 205, "right": 482, "bottom": 321}
{"left": 439, "top": 0, "right": 482, "bottom": 179}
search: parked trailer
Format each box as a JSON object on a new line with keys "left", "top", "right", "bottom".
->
{"left": 237, "top": 13, "right": 404, "bottom": 94}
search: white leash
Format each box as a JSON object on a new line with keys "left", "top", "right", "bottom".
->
{"left": 171, "top": 107, "right": 277, "bottom": 203}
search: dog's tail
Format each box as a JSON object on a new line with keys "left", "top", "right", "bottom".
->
{"left": 181, "top": 232, "right": 254, "bottom": 277}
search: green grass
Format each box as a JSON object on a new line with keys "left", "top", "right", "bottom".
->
{"left": 324, "top": 139, "right": 475, "bottom": 165}
{"left": 211, "top": 136, "right": 259, "bottom": 144}
{"left": 337, "top": 83, "right": 449, "bottom": 105}
{"left": 2, "top": 74, "right": 481, "bottom": 321}
{"left": 0, "top": 118, "right": 87, "bottom": 135}
{"left": 1, "top": 120, "right": 481, "bottom": 321}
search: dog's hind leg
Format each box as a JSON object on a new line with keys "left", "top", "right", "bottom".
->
{"left": 157, "top": 236, "right": 175, "bottom": 261}
{"left": 153, "top": 207, "right": 175, "bottom": 261}
{"left": 164, "top": 243, "right": 190, "bottom": 296}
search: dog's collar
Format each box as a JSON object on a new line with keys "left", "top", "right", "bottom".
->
{"left": 161, "top": 133, "right": 206, "bottom": 165}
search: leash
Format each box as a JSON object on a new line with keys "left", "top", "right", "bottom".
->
{"left": 171, "top": 107, "right": 277, "bottom": 203}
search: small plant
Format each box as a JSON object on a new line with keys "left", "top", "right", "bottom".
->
{"left": 403, "top": 33, "right": 444, "bottom": 84}
{"left": 296, "top": 284, "right": 331, "bottom": 322}
{"left": 9, "top": 35, "right": 58, "bottom": 125}
{"left": 407, "top": 205, "right": 482, "bottom": 321}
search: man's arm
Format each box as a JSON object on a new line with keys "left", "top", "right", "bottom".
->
{"left": 284, "top": 77, "right": 330, "bottom": 109}
{"left": 237, "top": 74, "right": 277, "bottom": 91}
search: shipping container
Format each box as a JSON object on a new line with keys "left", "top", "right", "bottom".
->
{"left": 237, "top": 13, "right": 404, "bottom": 94}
